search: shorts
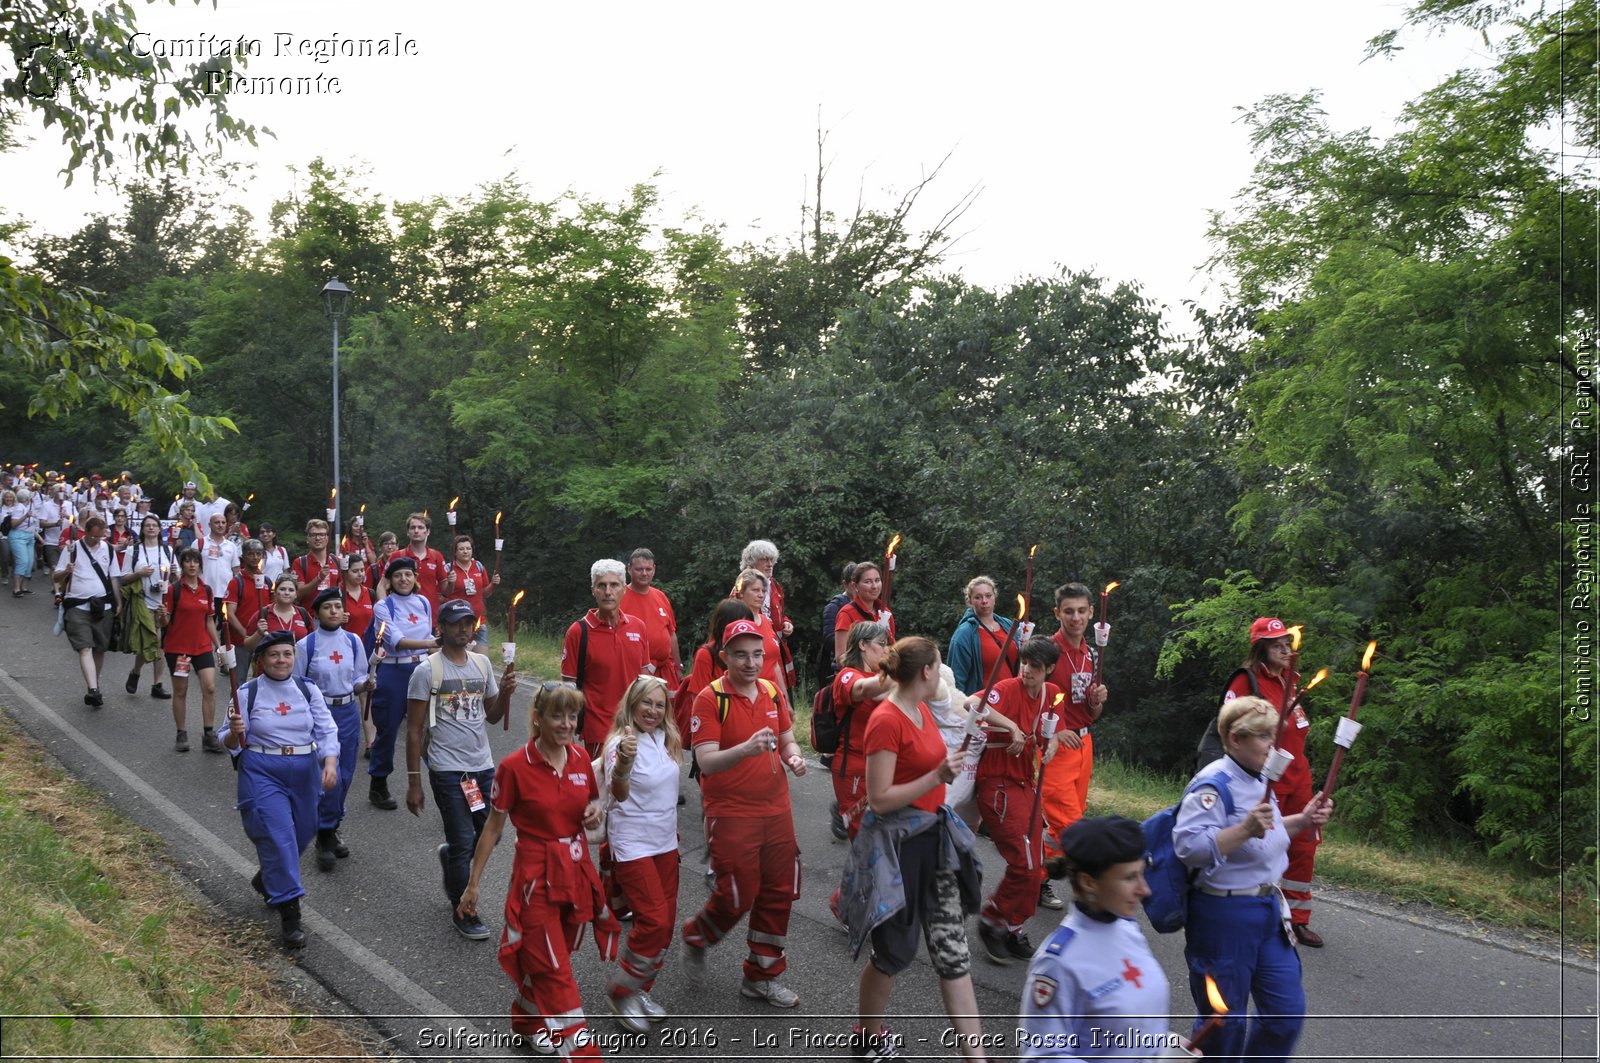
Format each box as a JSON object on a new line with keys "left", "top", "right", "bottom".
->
{"left": 64, "top": 606, "right": 114, "bottom": 652}
{"left": 164, "top": 650, "right": 218, "bottom": 675}
{"left": 868, "top": 829, "right": 971, "bottom": 980}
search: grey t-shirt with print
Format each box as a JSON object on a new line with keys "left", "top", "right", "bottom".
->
{"left": 407, "top": 652, "right": 499, "bottom": 773}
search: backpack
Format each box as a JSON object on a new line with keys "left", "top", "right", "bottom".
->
{"left": 688, "top": 676, "right": 779, "bottom": 780}
{"left": 1197, "top": 668, "right": 1259, "bottom": 769}
{"left": 1140, "top": 769, "right": 1235, "bottom": 933}
{"left": 810, "top": 683, "right": 842, "bottom": 754}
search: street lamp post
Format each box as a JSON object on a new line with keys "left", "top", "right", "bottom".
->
{"left": 321, "top": 277, "right": 352, "bottom": 541}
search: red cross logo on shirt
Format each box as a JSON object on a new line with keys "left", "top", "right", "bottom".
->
{"left": 407, "top": 613, "right": 418, "bottom": 623}
{"left": 1121, "top": 958, "right": 1143, "bottom": 988}
{"left": 329, "top": 651, "right": 343, "bottom": 664}
{"left": 272, "top": 701, "right": 292, "bottom": 716}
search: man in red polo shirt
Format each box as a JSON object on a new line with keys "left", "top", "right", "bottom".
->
{"left": 622, "top": 547, "right": 680, "bottom": 684}
{"left": 680, "top": 619, "right": 806, "bottom": 1008}
{"left": 387, "top": 512, "right": 451, "bottom": 617}
{"left": 561, "top": 559, "right": 649, "bottom": 755}
{"left": 291, "top": 519, "right": 340, "bottom": 605}
{"left": 1038, "top": 582, "right": 1108, "bottom": 881}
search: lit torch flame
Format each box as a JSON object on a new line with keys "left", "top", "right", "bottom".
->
{"left": 1103, "top": 581, "right": 1120, "bottom": 596}
{"left": 1052, "top": 692, "right": 1065, "bottom": 707}
{"left": 1016, "top": 593, "right": 1027, "bottom": 621}
{"left": 1205, "top": 974, "right": 1228, "bottom": 1014}
{"left": 1028, "top": 543, "right": 1039, "bottom": 559}
{"left": 885, "top": 533, "right": 901, "bottom": 558}
{"left": 1362, "top": 641, "right": 1377, "bottom": 671}
{"left": 246, "top": 493, "right": 255, "bottom": 503}
{"left": 1288, "top": 624, "right": 1304, "bottom": 651}
{"left": 359, "top": 503, "right": 366, "bottom": 515}
{"left": 330, "top": 487, "right": 337, "bottom": 502}
{"left": 422, "top": 508, "right": 429, "bottom": 519}
{"left": 511, "top": 589, "right": 526, "bottom": 608}
{"left": 1304, "top": 668, "right": 1329, "bottom": 692}
{"left": 450, "top": 496, "right": 459, "bottom": 511}
{"left": 495, "top": 510, "right": 503, "bottom": 533}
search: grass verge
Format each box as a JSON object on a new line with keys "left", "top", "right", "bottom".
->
{"left": 1090, "top": 757, "right": 1598, "bottom": 950}
{"left": 0, "top": 711, "right": 378, "bottom": 1059}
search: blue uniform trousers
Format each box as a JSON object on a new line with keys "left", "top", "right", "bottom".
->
{"left": 368, "top": 660, "right": 417, "bottom": 779}
{"left": 317, "top": 701, "right": 361, "bottom": 830}
{"left": 237, "top": 750, "right": 319, "bottom": 905}
{"left": 1184, "top": 890, "right": 1305, "bottom": 1063}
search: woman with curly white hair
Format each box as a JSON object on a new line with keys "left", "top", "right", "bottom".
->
{"left": 739, "top": 539, "right": 796, "bottom": 693}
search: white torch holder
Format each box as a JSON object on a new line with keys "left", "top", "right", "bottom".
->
{"left": 1039, "top": 712, "right": 1059, "bottom": 743}
{"left": 1263, "top": 747, "right": 1295, "bottom": 781}
{"left": 1094, "top": 621, "right": 1110, "bottom": 647}
{"left": 447, "top": 512, "right": 457, "bottom": 526}
{"left": 1334, "top": 717, "right": 1363, "bottom": 749}
{"left": 501, "top": 642, "right": 516, "bottom": 666}
{"left": 325, "top": 508, "right": 335, "bottom": 521}
{"left": 217, "top": 646, "right": 236, "bottom": 671}
{"left": 1016, "top": 620, "right": 1035, "bottom": 642}
{"left": 495, "top": 538, "right": 504, "bottom": 552}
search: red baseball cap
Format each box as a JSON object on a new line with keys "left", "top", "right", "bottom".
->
{"left": 1249, "top": 617, "right": 1290, "bottom": 643}
{"left": 721, "top": 619, "right": 764, "bottom": 648}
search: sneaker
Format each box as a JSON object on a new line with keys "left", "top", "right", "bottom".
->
{"left": 977, "top": 920, "right": 1011, "bottom": 965}
{"left": 513, "top": 1030, "right": 557, "bottom": 1056}
{"left": 1038, "top": 881, "right": 1064, "bottom": 910}
{"left": 150, "top": 683, "right": 171, "bottom": 700}
{"left": 830, "top": 800, "right": 849, "bottom": 841}
{"left": 124, "top": 673, "right": 139, "bottom": 694}
{"left": 202, "top": 730, "right": 225, "bottom": 754}
{"left": 1004, "top": 930, "right": 1037, "bottom": 961}
{"left": 851, "top": 1024, "right": 901, "bottom": 1061}
{"left": 452, "top": 911, "right": 491, "bottom": 941}
{"left": 608, "top": 992, "right": 651, "bottom": 1034}
{"left": 636, "top": 992, "right": 666, "bottom": 1022}
{"left": 174, "top": 730, "right": 190, "bottom": 753}
{"left": 739, "top": 977, "right": 799, "bottom": 1008}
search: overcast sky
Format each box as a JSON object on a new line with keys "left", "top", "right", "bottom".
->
{"left": 4, "top": 0, "right": 1494, "bottom": 326}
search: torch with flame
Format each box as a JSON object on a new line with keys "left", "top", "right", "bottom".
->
{"left": 880, "top": 533, "right": 902, "bottom": 608}
{"left": 1022, "top": 542, "right": 1040, "bottom": 620}
{"left": 493, "top": 510, "right": 504, "bottom": 579}
{"left": 1025, "top": 691, "right": 1067, "bottom": 868}
{"left": 243, "top": 492, "right": 254, "bottom": 513}
{"left": 327, "top": 487, "right": 338, "bottom": 522}
{"left": 1090, "top": 580, "right": 1120, "bottom": 684}
{"left": 447, "top": 495, "right": 459, "bottom": 527}
{"left": 1320, "top": 641, "right": 1377, "bottom": 800}
{"left": 1187, "top": 973, "right": 1230, "bottom": 1053}
{"left": 507, "top": 589, "right": 526, "bottom": 643}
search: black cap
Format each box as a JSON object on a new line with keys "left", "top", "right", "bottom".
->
{"left": 1056, "top": 816, "right": 1146, "bottom": 878}
{"left": 253, "top": 630, "right": 296, "bottom": 657}
{"left": 386, "top": 555, "right": 417, "bottom": 577}
{"left": 311, "top": 587, "right": 344, "bottom": 613}
{"left": 439, "top": 598, "right": 476, "bottom": 626}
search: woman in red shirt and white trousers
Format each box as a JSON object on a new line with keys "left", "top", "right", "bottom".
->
{"left": 458, "top": 685, "right": 620, "bottom": 1057}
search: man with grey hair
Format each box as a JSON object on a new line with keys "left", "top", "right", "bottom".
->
{"left": 561, "top": 558, "right": 650, "bottom": 756}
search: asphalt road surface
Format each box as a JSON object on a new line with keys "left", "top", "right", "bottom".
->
{"left": 0, "top": 591, "right": 1594, "bottom": 1061}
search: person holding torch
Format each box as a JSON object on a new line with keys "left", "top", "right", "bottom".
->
{"left": 1039, "top": 582, "right": 1110, "bottom": 901}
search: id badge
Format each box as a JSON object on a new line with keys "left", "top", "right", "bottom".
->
{"left": 460, "top": 776, "right": 486, "bottom": 812}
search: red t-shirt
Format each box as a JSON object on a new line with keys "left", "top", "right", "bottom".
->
{"left": 977, "top": 677, "right": 1060, "bottom": 784}
{"left": 750, "top": 611, "right": 784, "bottom": 689}
{"left": 342, "top": 583, "right": 374, "bottom": 640}
{"left": 162, "top": 580, "right": 215, "bottom": 656}
{"left": 829, "top": 666, "right": 883, "bottom": 774}
{"left": 835, "top": 596, "right": 896, "bottom": 642}
{"left": 224, "top": 573, "right": 274, "bottom": 646}
{"left": 448, "top": 559, "right": 490, "bottom": 620}
{"left": 292, "top": 552, "right": 341, "bottom": 598}
{"left": 492, "top": 741, "right": 598, "bottom": 862}
{"left": 978, "top": 623, "right": 1020, "bottom": 686}
{"left": 263, "top": 605, "right": 312, "bottom": 642}
{"left": 1049, "top": 633, "right": 1099, "bottom": 731}
{"left": 1225, "top": 665, "right": 1309, "bottom": 777}
{"left": 864, "top": 700, "right": 947, "bottom": 813}
{"left": 561, "top": 610, "right": 651, "bottom": 745}
{"left": 403, "top": 545, "right": 449, "bottom": 616}
{"left": 622, "top": 584, "right": 677, "bottom": 674}
{"left": 691, "top": 678, "right": 792, "bottom": 817}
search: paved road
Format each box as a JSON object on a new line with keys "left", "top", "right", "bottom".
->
{"left": 0, "top": 591, "right": 1593, "bottom": 1061}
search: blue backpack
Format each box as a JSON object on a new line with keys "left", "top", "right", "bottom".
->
{"left": 1141, "top": 770, "right": 1234, "bottom": 933}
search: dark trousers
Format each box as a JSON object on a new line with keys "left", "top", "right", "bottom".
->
{"left": 428, "top": 766, "right": 494, "bottom": 904}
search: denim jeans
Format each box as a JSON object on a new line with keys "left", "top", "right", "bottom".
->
{"left": 428, "top": 766, "right": 495, "bottom": 905}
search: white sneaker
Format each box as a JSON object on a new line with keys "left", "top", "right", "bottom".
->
{"left": 637, "top": 992, "right": 667, "bottom": 1022}
{"left": 515, "top": 1029, "right": 557, "bottom": 1056}
{"left": 740, "top": 976, "right": 800, "bottom": 1008}
{"left": 609, "top": 992, "right": 650, "bottom": 1034}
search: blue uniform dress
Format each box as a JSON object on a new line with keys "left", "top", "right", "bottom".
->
{"left": 229, "top": 674, "right": 338, "bottom": 905}
{"left": 368, "top": 593, "right": 432, "bottom": 781}
{"left": 295, "top": 625, "right": 368, "bottom": 831}
{"left": 1020, "top": 904, "right": 1174, "bottom": 1061}
{"left": 1172, "top": 756, "right": 1303, "bottom": 1063}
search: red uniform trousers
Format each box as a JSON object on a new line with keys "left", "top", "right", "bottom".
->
{"left": 608, "top": 850, "right": 680, "bottom": 997}
{"left": 833, "top": 768, "right": 867, "bottom": 841}
{"left": 976, "top": 776, "right": 1042, "bottom": 932}
{"left": 1039, "top": 732, "right": 1094, "bottom": 865}
{"left": 682, "top": 812, "right": 801, "bottom": 982}
{"left": 1273, "top": 774, "right": 1319, "bottom": 926}
{"left": 498, "top": 855, "right": 620, "bottom": 1057}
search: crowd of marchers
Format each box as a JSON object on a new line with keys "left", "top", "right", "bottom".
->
{"left": 2, "top": 462, "right": 1335, "bottom": 1063}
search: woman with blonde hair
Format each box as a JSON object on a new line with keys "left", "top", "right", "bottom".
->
{"left": 599, "top": 675, "right": 684, "bottom": 1031}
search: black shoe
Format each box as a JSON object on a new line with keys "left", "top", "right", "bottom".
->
{"left": 1004, "top": 930, "right": 1037, "bottom": 961}
{"left": 150, "top": 683, "right": 171, "bottom": 700}
{"left": 830, "top": 800, "right": 849, "bottom": 842}
{"left": 85, "top": 688, "right": 102, "bottom": 708}
{"left": 369, "top": 778, "right": 397, "bottom": 810}
{"left": 125, "top": 672, "right": 139, "bottom": 694}
{"left": 316, "top": 830, "right": 337, "bottom": 873}
{"left": 977, "top": 921, "right": 1012, "bottom": 965}
{"left": 327, "top": 829, "right": 350, "bottom": 858}
{"left": 278, "top": 898, "right": 306, "bottom": 949}
{"left": 1038, "top": 881, "right": 1064, "bottom": 910}
{"left": 677, "top": 793, "right": 686, "bottom": 807}
{"left": 250, "top": 869, "right": 268, "bottom": 903}
{"left": 452, "top": 910, "right": 492, "bottom": 940}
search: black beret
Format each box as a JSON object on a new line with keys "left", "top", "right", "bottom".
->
{"left": 253, "top": 630, "right": 296, "bottom": 657}
{"left": 1056, "top": 816, "right": 1146, "bottom": 877}
{"left": 311, "top": 587, "right": 344, "bottom": 613}
{"left": 386, "top": 555, "right": 417, "bottom": 577}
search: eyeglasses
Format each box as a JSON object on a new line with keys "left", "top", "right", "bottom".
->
{"left": 539, "top": 680, "right": 577, "bottom": 692}
{"left": 633, "top": 674, "right": 668, "bottom": 689}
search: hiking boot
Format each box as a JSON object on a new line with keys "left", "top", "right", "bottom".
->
{"left": 1293, "top": 924, "right": 1325, "bottom": 948}
{"left": 278, "top": 898, "right": 305, "bottom": 949}
{"left": 327, "top": 829, "right": 350, "bottom": 858}
{"left": 202, "top": 730, "right": 225, "bottom": 754}
{"left": 150, "top": 683, "right": 171, "bottom": 700}
{"left": 977, "top": 920, "right": 1012, "bottom": 965}
{"left": 315, "top": 830, "right": 337, "bottom": 872}
{"left": 174, "top": 730, "right": 190, "bottom": 753}
{"left": 1004, "top": 929, "right": 1037, "bottom": 961}
{"left": 608, "top": 992, "right": 651, "bottom": 1033}
{"left": 739, "top": 977, "right": 799, "bottom": 1008}
{"left": 368, "top": 778, "right": 397, "bottom": 810}
{"left": 1038, "top": 881, "right": 1064, "bottom": 910}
